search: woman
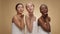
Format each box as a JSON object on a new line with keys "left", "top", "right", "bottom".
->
{"left": 12, "top": 3, "right": 25, "bottom": 34}
{"left": 38, "top": 4, "right": 51, "bottom": 34}
{"left": 25, "top": 2, "right": 38, "bottom": 34}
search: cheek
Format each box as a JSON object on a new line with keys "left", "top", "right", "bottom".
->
{"left": 40, "top": 10, "right": 45, "bottom": 14}
{"left": 27, "top": 8, "right": 30, "bottom": 11}
{"left": 21, "top": 8, "right": 24, "bottom": 11}
{"left": 31, "top": 7, "right": 34, "bottom": 9}
{"left": 17, "top": 8, "right": 20, "bottom": 11}
{"left": 41, "top": 10, "right": 44, "bottom": 12}
{"left": 46, "top": 9, "right": 48, "bottom": 12}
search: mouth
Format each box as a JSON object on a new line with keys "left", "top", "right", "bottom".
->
{"left": 44, "top": 12, "right": 48, "bottom": 15}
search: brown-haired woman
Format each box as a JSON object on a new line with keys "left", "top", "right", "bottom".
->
{"left": 12, "top": 3, "right": 25, "bottom": 34}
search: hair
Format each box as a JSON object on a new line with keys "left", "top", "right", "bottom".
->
{"left": 25, "top": 3, "right": 34, "bottom": 9}
{"left": 40, "top": 4, "right": 48, "bottom": 10}
{"left": 15, "top": 3, "right": 24, "bottom": 11}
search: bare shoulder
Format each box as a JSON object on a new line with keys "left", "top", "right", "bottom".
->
{"left": 48, "top": 16, "right": 51, "bottom": 22}
{"left": 48, "top": 16, "right": 51, "bottom": 19}
{"left": 12, "top": 15, "right": 17, "bottom": 23}
{"left": 37, "top": 17, "right": 42, "bottom": 26}
{"left": 38, "top": 17, "right": 41, "bottom": 23}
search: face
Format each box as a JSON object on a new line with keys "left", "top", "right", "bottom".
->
{"left": 26, "top": 3, "right": 34, "bottom": 14}
{"left": 40, "top": 5, "right": 48, "bottom": 15}
{"left": 17, "top": 5, "right": 24, "bottom": 14}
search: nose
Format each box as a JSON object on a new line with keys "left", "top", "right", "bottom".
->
{"left": 43, "top": 9, "right": 47, "bottom": 12}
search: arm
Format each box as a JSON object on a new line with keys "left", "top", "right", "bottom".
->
{"left": 25, "top": 16, "right": 32, "bottom": 33}
{"left": 13, "top": 16, "right": 25, "bottom": 30}
{"left": 38, "top": 18, "right": 51, "bottom": 32}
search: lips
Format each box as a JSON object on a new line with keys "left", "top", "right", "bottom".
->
{"left": 44, "top": 11, "right": 48, "bottom": 14}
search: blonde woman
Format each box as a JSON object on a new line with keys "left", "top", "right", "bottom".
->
{"left": 25, "top": 2, "right": 38, "bottom": 34}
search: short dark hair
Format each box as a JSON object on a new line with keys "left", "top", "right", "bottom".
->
{"left": 15, "top": 3, "right": 24, "bottom": 11}
{"left": 40, "top": 4, "right": 48, "bottom": 10}
{"left": 39, "top": 4, "right": 48, "bottom": 13}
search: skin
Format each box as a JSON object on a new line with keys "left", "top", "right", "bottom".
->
{"left": 25, "top": 2, "right": 36, "bottom": 33}
{"left": 12, "top": 4, "right": 25, "bottom": 30}
{"left": 38, "top": 4, "right": 51, "bottom": 32}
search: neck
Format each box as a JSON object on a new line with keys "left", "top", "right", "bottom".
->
{"left": 29, "top": 13, "right": 34, "bottom": 18}
{"left": 17, "top": 13, "right": 24, "bottom": 18}
{"left": 42, "top": 14, "right": 48, "bottom": 19}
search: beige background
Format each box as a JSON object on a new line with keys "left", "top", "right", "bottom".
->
{"left": 0, "top": 0, "right": 60, "bottom": 34}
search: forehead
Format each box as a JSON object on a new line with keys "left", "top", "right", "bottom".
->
{"left": 26, "top": 3, "right": 33, "bottom": 7}
{"left": 40, "top": 4, "right": 47, "bottom": 8}
{"left": 17, "top": 5, "right": 23, "bottom": 7}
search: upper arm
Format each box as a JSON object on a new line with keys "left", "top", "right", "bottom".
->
{"left": 13, "top": 16, "right": 20, "bottom": 27}
{"left": 38, "top": 18, "right": 40, "bottom": 26}
{"left": 13, "top": 16, "right": 19, "bottom": 23}
{"left": 12, "top": 17, "right": 14, "bottom": 23}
